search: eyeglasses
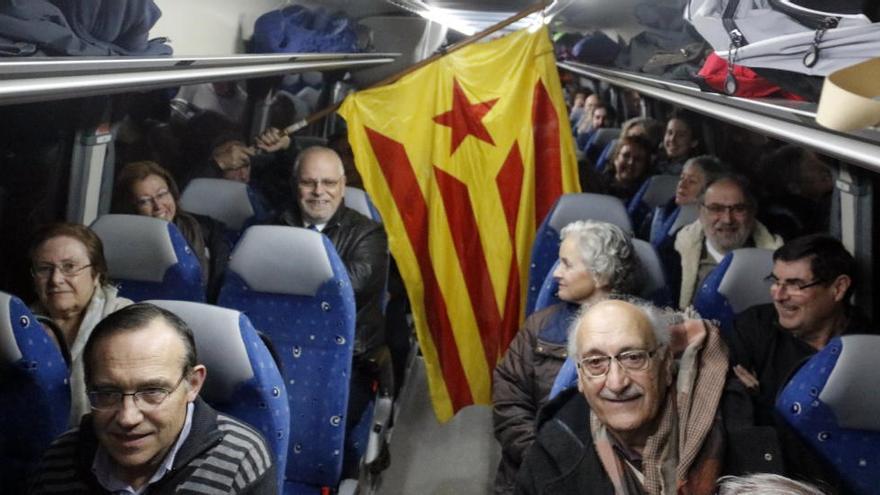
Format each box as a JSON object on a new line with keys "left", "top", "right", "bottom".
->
{"left": 765, "top": 274, "right": 827, "bottom": 295}
{"left": 134, "top": 188, "right": 172, "bottom": 209}
{"left": 701, "top": 203, "right": 750, "bottom": 216}
{"left": 31, "top": 262, "right": 92, "bottom": 279}
{"left": 87, "top": 372, "right": 188, "bottom": 412}
{"left": 577, "top": 349, "right": 658, "bottom": 378}
{"left": 297, "top": 177, "right": 342, "bottom": 190}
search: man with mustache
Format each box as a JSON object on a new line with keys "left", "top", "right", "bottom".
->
{"left": 664, "top": 174, "right": 782, "bottom": 309}
{"left": 516, "top": 299, "right": 728, "bottom": 495}
{"left": 30, "top": 303, "right": 275, "bottom": 494}
{"left": 722, "top": 235, "right": 873, "bottom": 490}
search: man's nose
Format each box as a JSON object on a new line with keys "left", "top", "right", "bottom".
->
{"left": 604, "top": 359, "right": 630, "bottom": 393}
{"left": 115, "top": 396, "right": 144, "bottom": 427}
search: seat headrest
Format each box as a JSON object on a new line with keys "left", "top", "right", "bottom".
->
{"left": 90, "top": 215, "right": 180, "bottom": 283}
{"left": 180, "top": 179, "right": 256, "bottom": 231}
{"left": 632, "top": 239, "right": 666, "bottom": 295}
{"left": 670, "top": 203, "right": 699, "bottom": 233}
{"left": 718, "top": 248, "right": 774, "bottom": 313}
{"left": 640, "top": 175, "right": 679, "bottom": 209}
{"left": 591, "top": 128, "right": 621, "bottom": 147}
{"left": 548, "top": 193, "right": 632, "bottom": 233}
{"left": 819, "top": 335, "right": 880, "bottom": 431}
{"left": 147, "top": 300, "right": 253, "bottom": 401}
{"left": 0, "top": 292, "right": 23, "bottom": 364}
{"left": 229, "top": 226, "right": 334, "bottom": 296}
{"left": 344, "top": 187, "right": 380, "bottom": 223}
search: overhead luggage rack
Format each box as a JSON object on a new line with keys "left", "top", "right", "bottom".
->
{"left": 0, "top": 52, "right": 398, "bottom": 105}
{"left": 559, "top": 61, "right": 880, "bottom": 174}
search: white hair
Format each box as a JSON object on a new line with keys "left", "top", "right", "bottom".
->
{"left": 559, "top": 220, "right": 637, "bottom": 293}
{"left": 565, "top": 296, "right": 680, "bottom": 359}
{"left": 292, "top": 145, "right": 345, "bottom": 179}
{"left": 716, "top": 474, "right": 828, "bottom": 495}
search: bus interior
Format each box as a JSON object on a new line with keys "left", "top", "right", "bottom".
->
{"left": 1, "top": 1, "right": 878, "bottom": 494}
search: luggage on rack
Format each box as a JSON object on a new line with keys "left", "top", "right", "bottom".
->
{"left": 685, "top": 0, "right": 880, "bottom": 80}
{"left": 0, "top": 0, "right": 171, "bottom": 57}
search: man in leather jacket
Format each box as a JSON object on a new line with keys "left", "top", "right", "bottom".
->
{"left": 277, "top": 146, "right": 389, "bottom": 476}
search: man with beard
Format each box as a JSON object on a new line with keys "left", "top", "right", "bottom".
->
{"left": 722, "top": 235, "right": 873, "bottom": 490}
{"left": 515, "top": 299, "right": 728, "bottom": 495}
{"left": 663, "top": 174, "right": 783, "bottom": 309}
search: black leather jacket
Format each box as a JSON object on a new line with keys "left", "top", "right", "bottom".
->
{"left": 278, "top": 204, "right": 388, "bottom": 359}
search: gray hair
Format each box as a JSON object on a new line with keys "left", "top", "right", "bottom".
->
{"left": 716, "top": 474, "right": 828, "bottom": 495}
{"left": 559, "top": 220, "right": 638, "bottom": 294}
{"left": 697, "top": 173, "right": 757, "bottom": 210}
{"left": 683, "top": 155, "right": 728, "bottom": 187}
{"left": 291, "top": 145, "right": 345, "bottom": 179}
{"left": 566, "top": 296, "right": 678, "bottom": 359}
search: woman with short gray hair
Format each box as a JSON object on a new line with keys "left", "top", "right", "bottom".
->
{"left": 492, "top": 220, "right": 639, "bottom": 494}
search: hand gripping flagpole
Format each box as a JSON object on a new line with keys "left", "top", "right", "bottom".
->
{"left": 280, "top": 1, "right": 551, "bottom": 136}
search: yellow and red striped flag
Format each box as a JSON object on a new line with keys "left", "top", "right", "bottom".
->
{"left": 338, "top": 25, "right": 579, "bottom": 421}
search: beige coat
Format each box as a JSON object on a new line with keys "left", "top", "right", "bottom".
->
{"left": 674, "top": 220, "right": 782, "bottom": 308}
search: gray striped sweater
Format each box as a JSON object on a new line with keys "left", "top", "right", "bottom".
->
{"left": 29, "top": 398, "right": 277, "bottom": 494}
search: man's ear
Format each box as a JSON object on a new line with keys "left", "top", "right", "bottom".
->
{"left": 830, "top": 274, "right": 852, "bottom": 303}
{"left": 185, "top": 364, "right": 207, "bottom": 402}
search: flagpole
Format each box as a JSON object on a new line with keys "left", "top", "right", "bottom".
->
{"left": 280, "top": 1, "right": 550, "bottom": 136}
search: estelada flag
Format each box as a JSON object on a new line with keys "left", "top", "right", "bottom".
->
{"left": 338, "top": 25, "right": 579, "bottom": 421}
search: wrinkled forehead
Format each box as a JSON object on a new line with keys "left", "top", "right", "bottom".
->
{"left": 576, "top": 302, "right": 656, "bottom": 355}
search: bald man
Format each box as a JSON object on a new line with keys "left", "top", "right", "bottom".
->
{"left": 277, "top": 146, "right": 388, "bottom": 476}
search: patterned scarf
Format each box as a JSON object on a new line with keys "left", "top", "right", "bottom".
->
{"left": 591, "top": 320, "right": 728, "bottom": 495}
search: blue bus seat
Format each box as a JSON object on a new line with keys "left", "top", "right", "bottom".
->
{"left": 692, "top": 247, "right": 774, "bottom": 336}
{"left": 584, "top": 127, "right": 620, "bottom": 166}
{"left": 180, "top": 178, "right": 270, "bottom": 242}
{"left": 218, "top": 226, "right": 356, "bottom": 495}
{"left": 148, "top": 299, "right": 290, "bottom": 493}
{"left": 777, "top": 335, "right": 880, "bottom": 495}
{"left": 344, "top": 186, "right": 382, "bottom": 223}
{"left": 526, "top": 193, "right": 632, "bottom": 316}
{"left": 627, "top": 174, "right": 679, "bottom": 232}
{"left": 91, "top": 214, "right": 205, "bottom": 303}
{"left": 595, "top": 137, "right": 618, "bottom": 173}
{"left": 650, "top": 203, "right": 699, "bottom": 247}
{"left": 0, "top": 291, "right": 70, "bottom": 492}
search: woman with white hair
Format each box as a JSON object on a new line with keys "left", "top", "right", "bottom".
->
{"left": 491, "top": 220, "right": 639, "bottom": 494}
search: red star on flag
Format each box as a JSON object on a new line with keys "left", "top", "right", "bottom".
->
{"left": 433, "top": 78, "right": 499, "bottom": 155}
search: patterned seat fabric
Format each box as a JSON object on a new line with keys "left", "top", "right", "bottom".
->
{"left": 526, "top": 193, "right": 632, "bottom": 316}
{"left": 218, "top": 226, "right": 356, "bottom": 494}
{"left": 692, "top": 247, "right": 774, "bottom": 336}
{"left": 148, "top": 299, "right": 290, "bottom": 492}
{"left": 0, "top": 291, "right": 70, "bottom": 493}
{"left": 91, "top": 214, "right": 205, "bottom": 302}
{"left": 777, "top": 335, "right": 880, "bottom": 495}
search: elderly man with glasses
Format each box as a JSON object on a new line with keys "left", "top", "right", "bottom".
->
{"left": 516, "top": 299, "right": 728, "bottom": 495}
{"left": 30, "top": 303, "right": 276, "bottom": 494}
{"left": 277, "top": 145, "right": 389, "bottom": 477}
{"left": 661, "top": 174, "right": 783, "bottom": 309}
{"left": 722, "top": 234, "right": 873, "bottom": 491}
